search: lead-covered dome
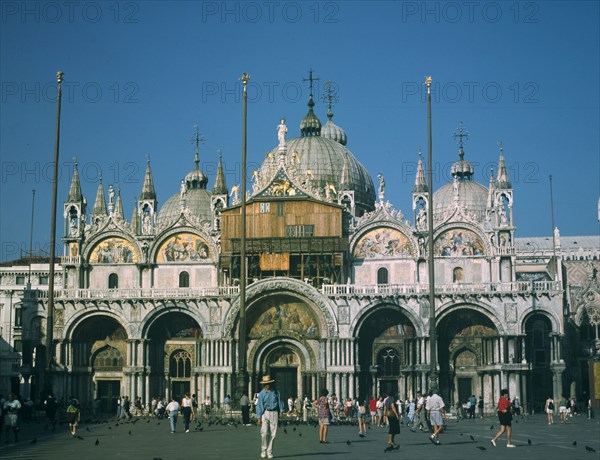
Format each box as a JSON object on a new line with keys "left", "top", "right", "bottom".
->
{"left": 157, "top": 152, "right": 213, "bottom": 225}
{"left": 433, "top": 146, "right": 488, "bottom": 221}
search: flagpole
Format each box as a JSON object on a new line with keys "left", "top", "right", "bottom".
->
{"left": 46, "top": 71, "right": 64, "bottom": 392}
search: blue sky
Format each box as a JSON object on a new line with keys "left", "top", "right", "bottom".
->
{"left": 1, "top": 1, "right": 599, "bottom": 261}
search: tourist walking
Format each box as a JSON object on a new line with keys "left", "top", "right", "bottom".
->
{"left": 44, "top": 393, "right": 58, "bottom": 430}
{"left": 66, "top": 398, "right": 80, "bottom": 437}
{"left": 385, "top": 393, "right": 400, "bottom": 448}
{"left": 376, "top": 396, "right": 385, "bottom": 427}
{"left": 357, "top": 400, "right": 367, "bottom": 435}
{"left": 203, "top": 396, "right": 212, "bottom": 420}
{"left": 240, "top": 392, "right": 251, "bottom": 426}
{"left": 426, "top": 389, "right": 445, "bottom": 445}
{"left": 369, "top": 396, "right": 377, "bottom": 425}
{"left": 166, "top": 397, "right": 181, "bottom": 433}
{"left": 181, "top": 393, "right": 194, "bottom": 433}
{"left": 478, "top": 396, "right": 484, "bottom": 419}
{"left": 3, "top": 393, "right": 21, "bottom": 443}
{"left": 256, "top": 375, "right": 284, "bottom": 459}
{"left": 468, "top": 394, "right": 477, "bottom": 419}
{"left": 315, "top": 388, "right": 331, "bottom": 443}
{"left": 491, "top": 389, "right": 515, "bottom": 448}
{"left": 558, "top": 394, "right": 568, "bottom": 424}
{"left": 120, "top": 396, "right": 132, "bottom": 420}
{"left": 545, "top": 396, "right": 555, "bottom": 425}
{"left": 410, "top": 392, "right": 426, "bottom": 432}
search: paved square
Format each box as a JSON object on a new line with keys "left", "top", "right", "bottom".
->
{"left": 2, "top": 413, "right": 599, "bottom": 460}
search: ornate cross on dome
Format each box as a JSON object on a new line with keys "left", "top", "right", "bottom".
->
{"left": 322, "top": 81, "right": 339, "bottom": 118}
{"left": 497, "top": 140, "right": 504, "bottom": 153}
{"left": 303, "top": 68, "right": 320, "bottom": 102}
{"left": 453, "top": 122, "right": 469, "bottom": 158}
{"left": 191, "top": 125, "right": 206, "bottom": 169}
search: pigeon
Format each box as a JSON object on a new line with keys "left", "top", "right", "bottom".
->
{"left": 528, "top": 439, "right": 532, "bottom": 445}
{"left": 476, "top": 446, "right": 487, "bottom": 451}
{"left": 77, "top": 435, "right": 84, "bottom": 440}
{"left": 573, "top": 441, "right": 577, "bottom": 446}
{"left": 490, "top": 425, "right": 494, "bottom": 430}
{"left": 108, "top": 427, "right": 112, "bottom": 430}
{"left": 95, "top": 438, "right": 99, "bottom": 446}
{"left": 293, "top": 427, "right": 296, "bottom": 431}
{"left": 585, "top": 446, "right": 597, "bottom": 453}
{"left": 384, "top": 445, "right": 393, "bottom": 452}
{"left": 128, "top": 430, "right": 132, "bottom": 435}
{"left": 30, "top": 438, "right": 37, "bottom": 445}
{"left": 299, "top": 433, "right": 302, "bottom": 437}
{"left": 284, "top": 428, "right": 287, "bottom": 434}
{"left": 346, "top": 440, "right": 351, "bottom": 446}
{"left": 470, "top": 435, "right": 475, "bottom": 442}
{"left": 86, "top": 427, "right": 91, "bottom": 432}
{"left": 359, "top": 433, "right": 366, "bottom": 438}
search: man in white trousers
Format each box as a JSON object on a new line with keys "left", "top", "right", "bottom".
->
{"left": 256, "top": 375, "right": 284, "bottom": 459}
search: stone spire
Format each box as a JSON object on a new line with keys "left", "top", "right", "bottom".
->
{"left": 413, "top": 152, "right": 428, "bottom": 193}
{"left": 92, "top": 176, "right": 107, "bottom": 216}
{"left": 140, "top": 158, "right": 156, "bottom": 200}
{"left": 114, "top": 186, "right": 124, "bottom": 220}
{"left": 131, "top": 198, "right": 139, "bottom": 234}
{"left": 212, "top": 150, "right": 227, "bottom": 195}
{"left": 496, "top": 143, "right": 511, "bottom": 189}
{"left": 66, "top": 160, "right": 83, "bottom": 202}
{"left": 487, "top": 167, "right": 495, "bottom": 208}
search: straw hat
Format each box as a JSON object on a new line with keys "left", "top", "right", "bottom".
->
{"left": 260, "top": 375, "right": 275, "bottom": 385}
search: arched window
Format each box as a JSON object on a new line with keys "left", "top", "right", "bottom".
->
{"left": 93, "top": 346, "right": 124, "bottom": 370}
{"left": 377, "top": 347, "right": 400, "bottom": 377}
{"left": 377, "top": 267, "right": 389, "bottom": 285}
{"left": 169, "top": 350, "right": 192, "bottom": 378}
{"left": 108, "top": 273, "right": 118, "bottom": 289}
{"left": 453, "top": 267, "right": 464, "bottom": 283}
{"left": 179, "top": 271, "right": 190, "bottom": 288}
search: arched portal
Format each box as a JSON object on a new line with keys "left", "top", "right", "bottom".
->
{"left": 146, "top": 312, "right": 202, "bottom": 402}
{"left": 437, "top": 308, "right": 498, "bottom": 406}
{"left": 247, "top": 294, "right": 321, "bottom": 400}
{"left": 355, "top": 306, "right": 417, "bottom": 400}
{"left": 71, "top": 315, "right": 128, "bottom": 411}
{"left": 524, "top": 314, "right": 553, "bottom": 407}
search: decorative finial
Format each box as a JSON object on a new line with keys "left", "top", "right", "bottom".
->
{"left": 72, "top": 155, "right": 78, "bottom": 170}
{"left": 497, "top": 140, "right": 504, "bottom": 154}
{"left": 146, "top": 153, "right": 151, "bottom": 165}
{"left": 218, "top": 148, "right": 222, "bottom": 161}
{"left": 453, "top": 122, "right": 469, "bottom": 158}
{"left": 191, "top": 125, "right": 205, "bottom": 170}
{"left": 424, "top": 76, "right": 432, "bottom": 93}
{"left": 418, "top": 146, "right": 422, "bottom": 158}
{"left": 56, "top": 71, "right": 64, "bottom": 84}
{"left": 241, "top": 73, "right": 250, "bottom": 92}
{"left": 303, "top": 68, "right": 320, "bottom": 107}
{"left": 322, "top": 81, "right": 339, "bottom": 119}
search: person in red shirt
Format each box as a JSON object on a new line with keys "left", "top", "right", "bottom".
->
{"left": 369, "top": 396, "right": 377, "bottom": 425}
{"left": 491, "top": 389, "right": 515, "bottom": 448}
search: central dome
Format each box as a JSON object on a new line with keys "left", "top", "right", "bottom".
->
{"left": 259, "top": 135, "right": 375, "bottom": 215}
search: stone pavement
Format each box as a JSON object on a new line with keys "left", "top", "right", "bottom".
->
{"left": 1, "top": 413, "right": 599, "bottom": 460}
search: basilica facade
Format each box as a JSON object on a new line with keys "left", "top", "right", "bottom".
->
{"left": 1, "top": 90, "right": 599, "bottom": 414}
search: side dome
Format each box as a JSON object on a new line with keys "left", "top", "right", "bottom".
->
{"left": 321, "top": 118, "right": 347, "bottom": 146}
{"left": 433, "top": 145, "right": 488, "bottom": 221}
{"left": 157, "top": 188, "right": 212, "bottom": 225}
{"left": 157, "top": 150, "right": 213, "bottom": 226}
{"left": 433, "top": 180, "right": 488, "bottom": 221}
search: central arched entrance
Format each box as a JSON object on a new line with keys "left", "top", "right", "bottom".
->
{"left": 356, "top": 306, "right": 418, "bottom": 400}
{"left": 247, "top": 294, "right": 321, "bottom": 401}
{"left": 147, "top": 311, "right": 202, "bottom": 402}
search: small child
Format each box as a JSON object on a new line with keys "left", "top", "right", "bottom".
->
{"left": 66, "top": 399, "right": 81, "bottom": 436}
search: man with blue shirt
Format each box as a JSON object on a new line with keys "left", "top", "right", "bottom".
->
{"left": 256, "top": 375, "right": 284, "bottom": 459}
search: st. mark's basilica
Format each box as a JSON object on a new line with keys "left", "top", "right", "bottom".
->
{"left": 1, "top": 80, "right": 599, "bottom": 415}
